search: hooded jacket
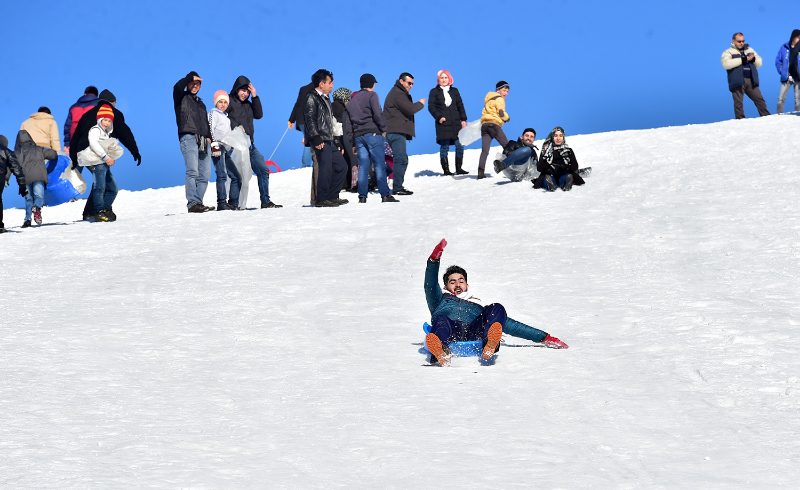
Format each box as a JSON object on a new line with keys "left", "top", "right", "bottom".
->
{"left": 69, "top": 92, "right": 140, "bottom": 168}
{"left": 15, "top": 130, "right": 57, "bottom": 185}
{"left": 721, "top": 42, "right": 763, "bottom": 90}
{"left": 384, "top": 80, "right": 424, "bottom": 139}
{"left": 20, "top": 112, "right": 61, "bottom": 152}
{"left": 208, "top": 107, "right": 232, "bottom": 144}
{"left": 227, "top": 75, "right": 263, "bottom": 143}
{"left": 64, "top": 94, "right": 99, "bottom": 146}
{"left": 77, "top": 119, "right": 123, "bottom": 166}
{"left": 0, "top": 141, "right": 26, "bottom": 187}
{"left": 173, "top": 72, "right": 212, "bottom": 138}
{"left": 480, "top": 92, "right": 510, "bottom": 127}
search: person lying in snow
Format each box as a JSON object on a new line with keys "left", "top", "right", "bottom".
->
{"left": 424, "top": 239, "right": 568, "bottom": 366}
{"left": 493, "top": 127, "right": 539, "bottom": 182}
{"left": 533, "top": 126, "right": 591, "bottom": 191}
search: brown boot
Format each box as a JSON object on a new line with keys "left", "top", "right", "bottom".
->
{"left": 477, "top": 168, "right": 486, "bottom": 179}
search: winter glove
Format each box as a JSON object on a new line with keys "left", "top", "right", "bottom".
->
{"left": 429, "top": 239, "right": 447, "bottom": 261}
{"left": 498, "top": 109, "right": 506, "bottom": 119}
{"left": 132, "top": 152, "right": 141, "bottom": 166}
{"left": 19, "top": 184, "right": 28, "bottom": 197}
{"left": 210, "top": 142, "right": 221, "bottom": 158}
{"left": 543, "top": 335, "right": 569, "bottom": 349}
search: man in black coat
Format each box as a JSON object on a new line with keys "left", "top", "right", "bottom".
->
{"left": 0, "top": 134, "right": 27, "bottom": 232}
{"left": 288, "top": 78, "right": 316, "bottom": 168}
{"left": 303, "top": 69, "right": 347, "bottom": 207}
{"left": 70, "top": 89, "right": 140, "bottom": 221}
{"left": 384, "top": 72, "right": 426, "bottom": 195}
{"left": 228, "top": 75, "right": 281, "bottom": 208}
{"left": 174, "top": 72, "right": 213, "bottom": 213}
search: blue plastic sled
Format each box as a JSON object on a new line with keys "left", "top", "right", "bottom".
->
{"left": 422, "top": 322, "right": 483, "bottom": 357}
{"left": 44, "top": 156, "right": 82, "bottom": 206}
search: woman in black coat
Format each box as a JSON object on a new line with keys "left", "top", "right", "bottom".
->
{"left": 428, "top": 69, "right": 468, "bottom": 175}
{"left": 534, "top": 126, "right": 588, "bottom": 191}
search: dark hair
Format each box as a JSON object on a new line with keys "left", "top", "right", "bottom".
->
{"left": 37, "top": 106, "right": 51, "bottom": 114}
{"left": 312, "top": 69, "right": 333, "bottom": 88}
{"left": 399, "top": 72, "right": 414, "bottom": 81}
{"left": 523, "top": 127, "right": 536, "bottom": 136}
{"left": 443, "top": 265, "right": 467, "bottom": 285}
{"left": 732, "top": 32, "right": 744, "bottom": 40}
{"left": 85, "top": 86, "right": 99, "bottom": 96}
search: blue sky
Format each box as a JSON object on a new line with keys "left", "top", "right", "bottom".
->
{"left": 1, "top": 0, "right": 794, "bottom": 210}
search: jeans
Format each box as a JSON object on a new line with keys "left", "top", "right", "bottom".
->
{"left": 88, "top": 164, "right": 118, "bottom": 214}
{"left": 298, "top": 124, "right": 313, "bottom": 168}
{"left": 431, "top": 304, "right": 507, "bottom": 343}
{"left": 212, "top": 148, "right": 236, "bottom": 204}
{"left": 543, "top": 173, "right": 570, "bottom": 190}
{"left": 180, "top": 133, "right": 211, "bottom": 207}
{"left": 225, "top": 149, "right": 243, "bottom": 208}
{"left": 777, "top": 80, "right": 800, "bottom": 113}
{"left": 385, "top": 132, "right": 409, "bottom": 192}
{"left": 505, "top": 146, "right": 532, "bottom": 167}
{"left": 24, "top": 180, "right": 45, "bottom": 221}
{"left": 249, "top": 144, "right": 271, "bottom": 205}
{"left": 356, "top": 133, "right": 391, "bottom": 198}
{"left": 438, "top": 138, "right": 464, "bottom": 159}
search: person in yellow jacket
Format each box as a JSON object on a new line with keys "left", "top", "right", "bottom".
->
{"left": 478, "top": 81, "right": 510, "bottom": 179}
{"left": 20, "top": 107, "right": 62, "bottom": 152}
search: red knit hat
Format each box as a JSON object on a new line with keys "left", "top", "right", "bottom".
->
{"left": 97, "top": 105, "right": 114, "bottom": 121}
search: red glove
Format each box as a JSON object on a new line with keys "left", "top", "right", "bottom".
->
{"left": 429, "top": 239, "right": 447, "bottom": 261}
{"left": 543, "top": 335, "right": 569, "bottom": 349}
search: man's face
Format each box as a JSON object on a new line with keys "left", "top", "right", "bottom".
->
{"left": 734, "top": 35, "right": 745, "bottom": 48}
{"left": 445, "top": 273, "right": 468, "bottom": 295}
{"left": 238, "top": 88, "right": 250, "bottom": 101}
{"left": 522, "top": 131, "right": 535, "bottom": 145}
{"left": 188, "top": 81, "right": 201, "bottom": 94}
{"left": 400, "top": 77, "right": 414, "bottom": 92}
{"left": 319, "top": 76, "right": 334, "bottom": 95}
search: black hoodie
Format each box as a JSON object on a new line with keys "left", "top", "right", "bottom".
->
{"left": 789, "top": 29, "right": 800, "bottom": 82}
{"left": 69, "top": 90, "right": 141, "bottom": 168}
{"left": 227, "top": 75, "right": 263, "bottom": 143}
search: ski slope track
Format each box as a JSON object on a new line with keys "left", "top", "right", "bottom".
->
{"left": 2, "top": 116, "right": 800, "bottom": 488}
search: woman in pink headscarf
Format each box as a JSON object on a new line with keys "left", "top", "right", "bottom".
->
{"left": 427, "top": 69, "right": 468, "bottom": 175}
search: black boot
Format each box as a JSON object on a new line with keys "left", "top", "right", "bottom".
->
{"left": 440, "top": 157, "right": 453, "bottom": 176}
{"left": 455, "top": 156, "right": 469, "bottom": 175}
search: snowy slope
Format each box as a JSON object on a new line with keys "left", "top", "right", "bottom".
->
{"left": 2, "top": 116, "right": 800, "bottom": 489}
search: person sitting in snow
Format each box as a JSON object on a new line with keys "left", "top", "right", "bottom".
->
{"left": 424, "top": 239, "right": 568, "bottom": 366}
{"left": 493, "top": 127, "right": 539, "bottom": 182}
{"left": 534, "top": 126, "right": 590, "bottom": 191}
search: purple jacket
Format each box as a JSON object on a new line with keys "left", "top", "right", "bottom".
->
{"left": 346, "top": 90, "right": 387, "bottom": 139}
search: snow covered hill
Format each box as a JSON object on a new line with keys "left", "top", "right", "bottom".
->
{"left": 3, "top": 116, "right": 800, "bottom": 488}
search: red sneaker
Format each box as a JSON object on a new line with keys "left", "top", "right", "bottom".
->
{"left": 32, "top": 206, "right": 43, "bottom": 225}
{"left": 543, "top": 335, "right": 569, "bottom": 349}
{"left": 482, "top": 322, "right": 503, "bottom": 359}
{"left": 426, "top": 333, "right": 451, "bottom": 366}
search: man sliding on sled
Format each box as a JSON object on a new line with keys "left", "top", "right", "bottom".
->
{"left": 424, "top": 239, "right": 568, "bottom": 366}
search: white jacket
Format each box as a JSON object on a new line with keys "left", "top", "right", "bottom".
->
{"left": 208, "top": 108, "right": 232, "bottom": 147}
{"left": 77, "top": 119, "right": 124, "bottom": 166}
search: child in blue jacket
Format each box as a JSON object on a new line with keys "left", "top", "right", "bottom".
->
{"left": 424, "top": 239, "right": 568, "bottom": 366}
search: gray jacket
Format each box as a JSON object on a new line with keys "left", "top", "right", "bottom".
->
{"left": 384, "top": 81, "right": 424, "bottom": 139}
{"left": 15, "top": 130, "right": 57, "bottom": 185}
{"left": 346, "top": 90, "right": 387, "bottom": 138}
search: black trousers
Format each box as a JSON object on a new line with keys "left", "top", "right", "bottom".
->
{"left": 313, "top": 142, "right": 347, "bottom": 203}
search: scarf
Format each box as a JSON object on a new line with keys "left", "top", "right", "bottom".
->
{"left": 441, "top": 85, "right": 452, "bottom": 107}
{"left": 541, "top": 126, "right": 571, "bottom": 168}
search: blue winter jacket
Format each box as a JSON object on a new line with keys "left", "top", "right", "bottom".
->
{"left": 775, "top": 43, "right": 800, "bottom": 83}
{"left": 424, "top": 259, "right": 547, "bottom": 342}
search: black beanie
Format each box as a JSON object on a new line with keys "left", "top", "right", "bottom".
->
{"left": 792, "top": 30, "right": 800, "bottom": 44}
{"left": 496, "top": 80, "right": 509, "bottom": 91}
{"left": 99, "top": 89, "right": 116, "bottom": 103}
{"left": 0, "top": 135, "right": 8, "bottom": 148}
{"left": 38, "top": 106, "right": 51, "bottom": 114}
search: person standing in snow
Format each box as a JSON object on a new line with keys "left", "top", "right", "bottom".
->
{"left": 477, "top": 81, "right": 511, "bottom": 179}
{"left": 534, "top": 127, "right": 587, "bottom": 192}
{"left": 70, "top": 89, "right": 140, "bottom": 221}
{"left": 288, "top": 76, "right": 316, "bottom": 169}
{"left": 208, "top": 90, "right": 241, "bottom": 211}
{"left": 0, "top": 134, "right": 27, "bottom": 233}
{"left": 721, "top": 33, "right": 770, "bottom": 119}
{"left": 492, "top": 127, "right": 539, "bottom": 182}
{"left": 384, "top": 72, "right": 426, "bottom": 195}
{"left": 303, "top": 69, "right": 348, "bottom": 207}
{"left": 64, "top": 86, "right": 99, "bottom": 155}
{"left": 427, "top": 69, "right": 468, "bottom": 176}
{"left": 775, "top": 30, "right": 800, "bottom": 113}
{"left": 331, "top": 87, "right": 355, "bottom": 192}
{"left": 424, "top": 239, "right": 569, "bottom": 366}
{"left": 15, "top": 130, "right": 57, "bottom": 228}
{"left": 76, "top": 105, "right": 123, "bottom": 222}
{"left": 21, "top": 107, "right": 61, "bottom": 152}
{"left": 227, "top": 75, "right": 281, "bottom": 209}
{"left": 346, "top": 74, "right": 397, "bottom": 203}
{"left": 174, "top": 71, "right": 213, "bottom": 213}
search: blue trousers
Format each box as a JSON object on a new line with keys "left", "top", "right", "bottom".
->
{"left": 431, "top": 303, "right": 507, "bottom": 343}
{"left": 212, "top": 148, "right": 233, "bottom": 204}
{"left": 24, "top": 180, "right": 45, "bottom": 220}
{"left": 356, "top": 133, "right": 391, "bottom": 198}
{"left": 543, "top": 174, "right": 570, "bottom": 190}
{"left": 505, "top": 146, "right": 532, "bottom": 166}
{"left": 438, "top": 138, "right": 464, "bottom": 159}
{"left": 180, "top": 133, "right": 211, "bottom": 208}
{"left": 385, "top": 132, "right": 409, "bottom": 193}
{"left": 249, "top": 145, "right": 272, "bottom": 205}
{"left": 298, "top": 124, "right": 313, "bottom": 168}
{"left": 88, "top": 164, "right": 118, "bottom": 214}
